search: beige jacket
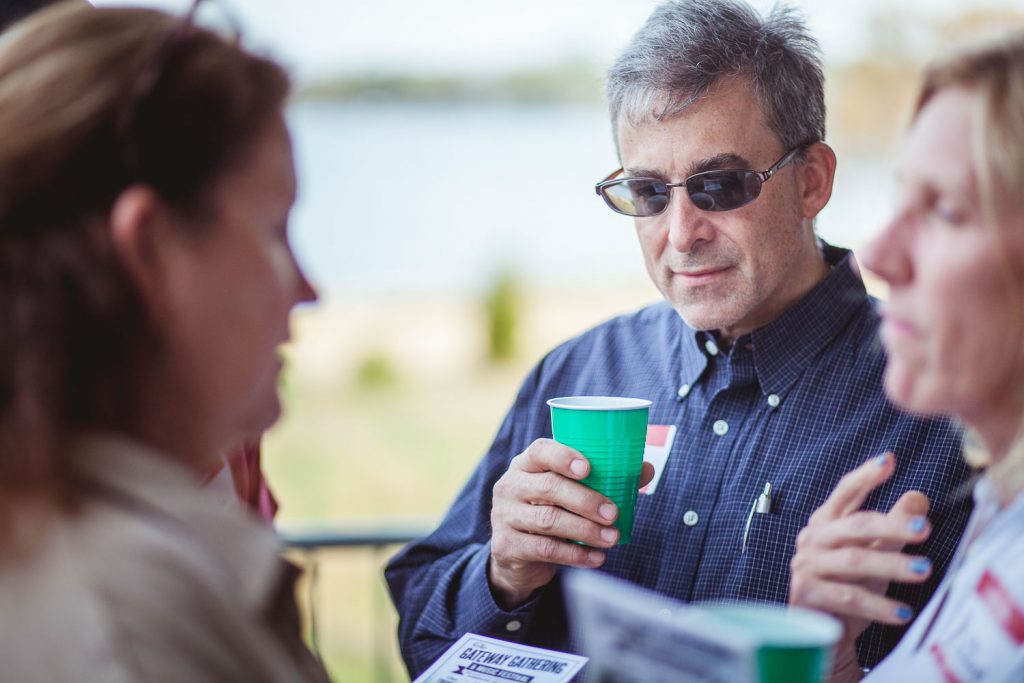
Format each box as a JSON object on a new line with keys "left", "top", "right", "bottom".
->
{"left": 0, "top": 435, "right": 331, "bottom": 683}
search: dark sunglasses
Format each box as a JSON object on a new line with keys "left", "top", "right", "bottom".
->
{"left": 595, "top": 144, "right": 809, "bottom": 217}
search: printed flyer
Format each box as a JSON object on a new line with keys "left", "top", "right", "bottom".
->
{"left": 412, "top": 633, "right": 589, "bottom": 683}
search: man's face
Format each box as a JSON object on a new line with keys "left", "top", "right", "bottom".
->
{"left": 617, "top": 78, "right": 824, "bottom": 341}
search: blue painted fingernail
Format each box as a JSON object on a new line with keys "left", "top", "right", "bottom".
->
{"left": 909, "top": 558, "right": 931, "bottom": 575}
{"left": 876, "top": 453, "right": 889, "bottom": 466}
{"left": 909, "top": 516, "right": 927, "bottom": 533}
{"left": 896, "top": 606, "right": 914, "bottom": 620}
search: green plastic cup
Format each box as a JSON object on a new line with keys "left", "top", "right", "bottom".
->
{"left": 547, "top": 396, "right": 651, "bottom": 545}
{"left": 699, "top": 603, "right": 842, "bottom": 683}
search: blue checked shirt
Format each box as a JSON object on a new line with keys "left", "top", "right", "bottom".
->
{"left": 386, "top": 244, "right": 973, "bottom": 678}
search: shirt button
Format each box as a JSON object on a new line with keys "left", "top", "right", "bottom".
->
{"left": 712, "top": 419, "right": 729, "bottom": 436}
{"left": 506, "top": 620, "right": 522, "bottom": 632}
{"left": 767, "top": 394, "right": 781, "bottom": 408}
{"left": 677, "top": 383, "right": 691, "bottom": 399}
{"left": 683, "top": 510, "right": 699, "bottom": 526}
{"left": 658, "top": 608, "right": 673, "bottom": 618}
{"left": 704, "top": 339, "right": 719, "bottom": 356}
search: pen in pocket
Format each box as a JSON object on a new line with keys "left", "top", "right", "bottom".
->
{"left": 741, "top": 482, "right": 772, "bottom": 553}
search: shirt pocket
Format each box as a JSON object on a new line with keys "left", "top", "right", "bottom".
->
{"left": 735, "top": 510, "right": 807, "bottom": 603}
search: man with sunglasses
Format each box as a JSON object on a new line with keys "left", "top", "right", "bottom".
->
{"left": 387, "top": 0, "right": 971, "bottom": 677}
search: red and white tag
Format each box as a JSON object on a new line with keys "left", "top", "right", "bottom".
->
{"left": 926, "top": 569, "right": 1024, "bottom": 682}
{"left": 978, "top": 570, "right": 1024, "bottom": 646}
{"left": 639, "top": 424, "right": 676, "bottom": 495}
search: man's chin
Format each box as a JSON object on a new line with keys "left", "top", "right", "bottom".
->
{"left": 670, "top": 303, "right": 739, "bottom": 332}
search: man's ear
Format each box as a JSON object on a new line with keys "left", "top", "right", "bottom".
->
{"left": 108, "top": 185, "right": 175, "bottom": 310}
{"left": 798, "top": 142, "right": 837, "bottom": 220}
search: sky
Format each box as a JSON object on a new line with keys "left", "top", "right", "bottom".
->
{"left": 94, "top": 0, "right": 1020, "bottom": 83}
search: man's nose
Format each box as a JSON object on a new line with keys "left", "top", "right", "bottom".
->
{"left": 665, "top": 189, "right": 714, "bottom": 253}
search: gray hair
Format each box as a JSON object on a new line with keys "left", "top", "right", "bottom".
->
{"left": 607, "top": 0, "right": 825, "bottom": 153}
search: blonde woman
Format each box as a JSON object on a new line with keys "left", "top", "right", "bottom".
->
{"left": 789, "top": 33, "right": 1024, "bottom": 683}
{"left": 0, "top": 3, "right": 327, "bottom": 681}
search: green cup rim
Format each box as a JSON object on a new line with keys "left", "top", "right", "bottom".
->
{"left": 698, "top": 603, "right": 843, "bottom": 648}
{"left": 547, "top": 396, "right": 652, "bottom": 411}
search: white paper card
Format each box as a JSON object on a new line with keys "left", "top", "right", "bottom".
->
{"left": 413, "top": 633, "right": 589, "bottom": 683}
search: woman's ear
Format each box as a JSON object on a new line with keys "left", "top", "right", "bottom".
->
{"left": 108, "top": 185, "right": 174, "bottom": 311}
{"left": 798, "top": 141, "right": 837, "bottom": 220}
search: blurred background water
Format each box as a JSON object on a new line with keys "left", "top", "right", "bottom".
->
{"left": 286, "top": 100, "right": 645, "bottom": 299}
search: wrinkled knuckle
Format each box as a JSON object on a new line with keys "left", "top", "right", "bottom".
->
{"left": 535, "top": 536, "right": 560, "bottom": 562}
{"left": 526, "top": 439, "right": 548, "bottom": 460}
{"left": 537, "top": 472, "right": 561, "bottom": 498}
{"left": 510, "top": 452, "right": 530, "bottom": 472}
{"left": 535, "top": 505, "right": 559, "bottom": 531}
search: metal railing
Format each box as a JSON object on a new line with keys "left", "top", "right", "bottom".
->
{"left": 279, "top": 520, "right": 435, "bottom": 683}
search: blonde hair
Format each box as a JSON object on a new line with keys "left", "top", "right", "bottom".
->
{"left": 916, "top": 32, "right": 1024, "bottom": 501}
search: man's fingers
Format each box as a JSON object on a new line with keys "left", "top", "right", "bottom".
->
{"left": 499, "top": 469, "right": 616, "bottom": 523}
{"left": 496, "top": 528, "right": 608, "bottom": 569}
{"left": 810, "top": 452, "right": 896, "bottom": 523}
{"left": 512, "top": 439, "right": 590, "bottom": 479}
{"left": 503, "top": 501, "right": 620, "bottom": 548}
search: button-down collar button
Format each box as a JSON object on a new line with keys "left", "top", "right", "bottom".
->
{"left": 712, "top": 419, "right": 729, "bottom": 436}
{"left": 767, "top": 394, "right": 781, "bottom": 408}
{"left": 677, "top": 383, "right": 691, "bottom": 399}
{"left": 705, "top": 339, "right": 719, "bottom": 356}
{"left": 506, "top": 620, "right": 522, "bottom": 632}
{"left": 683, "top": 510, "right": 699, "bottom": 526}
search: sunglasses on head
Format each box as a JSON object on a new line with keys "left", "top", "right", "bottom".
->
{"left": 595, "top": 144, "right": 810, "bottom": 217}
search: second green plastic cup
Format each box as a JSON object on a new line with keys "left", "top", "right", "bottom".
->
{"left": 547, "top": 396, "right": 651, "bottom": 545}
{"left": 699, "top": 603, "right": 842, "bottom": 683}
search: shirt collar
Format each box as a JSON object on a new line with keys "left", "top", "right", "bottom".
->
{"left": 676, "top": 242, "right": 868, "bottom": 397}
{"left": 676, "top": 327, "right": 711, "bottom": 398}
{"left": 750, "top": 243, "right": 868, "bottom": 395}
{"left": 69, "top": 433, "right": 284, "bottom": 612}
